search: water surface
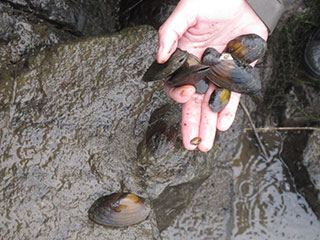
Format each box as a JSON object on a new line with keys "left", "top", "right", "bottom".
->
{"left": 232, "top": 131, "right": 320, "bottom": 239}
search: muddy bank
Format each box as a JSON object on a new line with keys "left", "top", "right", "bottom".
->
{"left": 1, "top": 25, "right": 160, "bottom": 239}
{"left": 1, "top": 0, "right": 320, "bottom": 239}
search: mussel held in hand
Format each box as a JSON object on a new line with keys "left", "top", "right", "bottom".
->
{"left": 209, "top": 88, "right": 231, "bottom": 112}
{"left": 142, "top": 34, "right": 267, "bottom": 112}
{"left": 205, "top": 54, "right": 261, "bottom": 94}
{"left": 225, "top": 34, "right": 267, "bottom": 63}
{"left": 142, "top": 48, "right": 209, "bottom": 88}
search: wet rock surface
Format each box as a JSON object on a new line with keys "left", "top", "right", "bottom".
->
{"left": 120, "top": 0, "right": 179, "bottom": 29}
{"left": 136, "top": 104, "right": 213, "bottom": 199}
{"left": 4, "top": 0, "right": 121, "bottom": 36}
{"left": 0, "top": 0, "right": 178, "bottom": 71}
{"left": 0, "top": 0, "right": 124, "bottom": 71}
{"left": 0, "top": 1, "right": 77, "bottom": 70}
{"left": 232, "top": 131, "right": 320, "bottom": 240}
{"left": 1, "top": 25, "right": 160, "bottom": 239}
{"left": 303, "top": 132, "right": 320, "bottom": 198}
{"left": 141, "top": 104, "right": 246, "bottom": 236}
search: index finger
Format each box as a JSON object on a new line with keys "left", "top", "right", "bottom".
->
{"left": 157, "top": 1, "right": 197, "bottom": 63}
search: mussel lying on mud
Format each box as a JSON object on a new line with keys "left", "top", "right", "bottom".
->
{"left": 88, "top": 193, "right": 150, "bottom": 227}
{"left": 143, "top": 34, "right": 267, "bottom": 112}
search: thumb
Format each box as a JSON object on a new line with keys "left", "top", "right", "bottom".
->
{"left": 157, "top": 0, "right": 197, "bottom": 63}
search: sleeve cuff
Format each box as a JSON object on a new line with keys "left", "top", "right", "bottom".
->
{"left": 246, "top": 0, "right": 285, "bottom": 34}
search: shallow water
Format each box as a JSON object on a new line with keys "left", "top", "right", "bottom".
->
{"left": 232, "top": 131, "right": 320, "bottom": 240}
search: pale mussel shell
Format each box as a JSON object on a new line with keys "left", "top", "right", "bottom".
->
{"left": 304, "top": 29, "right": 320, "bottom": 79}
{"left": 88, "top": 193, "right": 150, "bottom": 227}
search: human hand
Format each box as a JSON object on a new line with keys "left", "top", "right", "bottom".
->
{"left": 157, "top": 0, "right": 268, "bottom": 152}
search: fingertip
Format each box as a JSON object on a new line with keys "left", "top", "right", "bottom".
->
{"left": 157, "top": 1, "right": 196, "bottom": 63}
{"left": 217, "top": 92, "right": 241, "bottom": 131}
{"left": 165, "top": 84, "right": 196, "bottom": 103}
{"left": 198, "top": 143, "right": 212, "bottom": 153}
{"left": 157, "top": 31, "right": 178, "bottom": 63}
{"left": 183, "top": 140, "right": 198, "bottom": 151}
{"left": 198, "top": 109, "right": 217, "bottom": 152}
{"left": 181, "top": 126, "right": 198, "bottom": 151}
{"left": 216, "top": 115, "right": 233, "bottom": 131}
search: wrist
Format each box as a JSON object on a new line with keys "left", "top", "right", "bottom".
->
{"left": 245, "top": 0, "right": 285, "bottom": 34}
{"left": 235, "top": 0, "right": 269, "bottom": 40}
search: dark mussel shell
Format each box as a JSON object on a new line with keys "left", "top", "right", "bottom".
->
{"left": 139, "top": 104, "right": 180, "bottom": 157}
{"left": 201, "top": 47, "right": 221, "bottom": 66}
{"left": 209, "top": 88, "right": 231, "bottom": 112}
{"left": 146, "top": 120, "right": 178, "bottom": 156}
{"left": 142, "top": 48, "right": 209, "bottom": 88}
{"left": 304, "top": 29, "right": 320, "bottom": 79}
{"left": 142, "top": 49, "right": 189, "bottom": 82}
{"left": 165, "top": 57, "right": 209, "bottom": 87}
{"left": 88, "top": 193, "right": 150, "bottom": 227}
{"left": 225, "top": 34, "right": 267, "bottom": 64}
{"left": 206, "top": 54, "right": 261, "bottom": 94}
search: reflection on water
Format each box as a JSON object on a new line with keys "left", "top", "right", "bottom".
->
{"left": 232, "top": 131, "right": 320, "bottom": 239}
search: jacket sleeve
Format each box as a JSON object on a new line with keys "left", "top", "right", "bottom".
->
{"left": 246, "top": 0, "right": 285, "bottom": 34}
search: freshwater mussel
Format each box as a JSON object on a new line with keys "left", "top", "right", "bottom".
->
{"left": 143, "top": 34, "right": 267, "bottom": 112}
{"left": 88, "top": 192, "right": 150, "bottom": 227}
{"left": 143, "top": 47, "right": 210, "bottom": 89}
